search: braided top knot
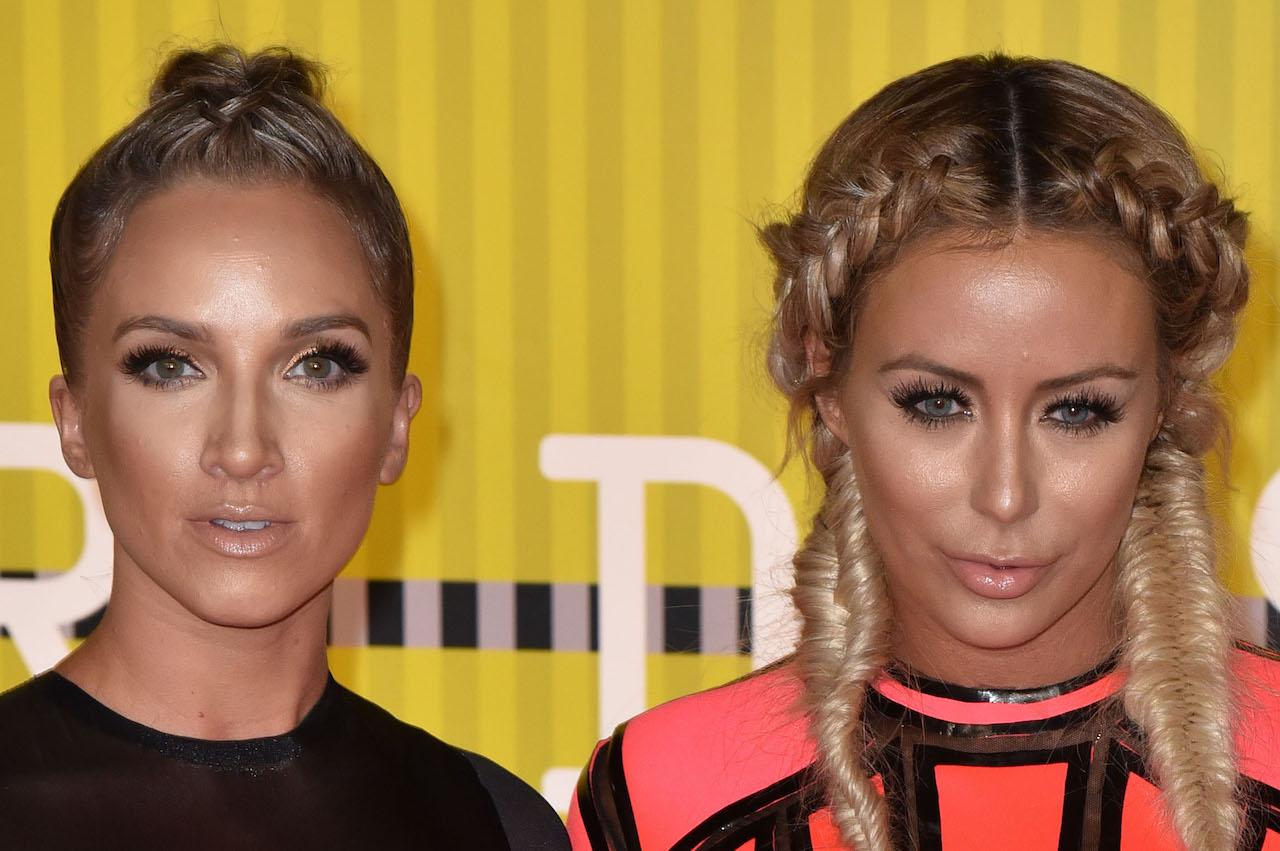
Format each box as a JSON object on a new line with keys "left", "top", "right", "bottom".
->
{"left": 51, "top": 43, "right": 415, "bottom": 384}
{"left": 152, "top": 46, "right": 322, "bottom": 130}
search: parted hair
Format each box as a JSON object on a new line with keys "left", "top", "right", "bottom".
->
{"left": 763, "top": 55, "right": 1249, "bottom": 850}
{"left": 51, "top": 44, "right": 413, "bottom": 382}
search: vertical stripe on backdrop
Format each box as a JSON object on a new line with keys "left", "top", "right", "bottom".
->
{"left": 473, "top": 0, "right": 516, "bottom": 589}
{"left": 1222, "top": 0, "right": 1276, "bottom": 603}
{"left": 508, "top": 0, "right": 558, "bottom": 790}
{"left": 403, "top": 580, "right": 442, "bottom": 649}
{"left": 965, "top": 0, "right": 1005, "bottom": 54}
{"left": 658, "top": 0, "right": 702, "bottom": 663}
{"left": 21, "top": 0, "right": 60, "bottom": 573}
{"left": 435, "top": 0, "right": 477, "bottom": 587}
{"left": 510, "top": 1, "right": 552, "bottom": 587}
{"left": 1039, "top": 0, "right": 1080, "bottom": 60}
{"left": 547, "top": 0, "right": 593, "bottom": 591}
{"left": 471, "top": 0, "right": 519, "bottom": 742}
{"left": 433, "top": 0, "right": 479, "bottom": 750}
{"left": 0, "top": 1, "right": 28, "bottom": 614}
{"left": 349, "top": 0, "right": 407, "bottom": 585}
{"left": 622, "top": 0, "right": 666, "bottom": 438}
{"left": 472, "top": 0, "right": 519, "bottom": 767}
{"left": 394, "top": 0, "right": 445, "bottom": 585}
{"left": 735, "top": 0, "right": 779, "bottom": 474}
{"left": 696, "top": 0, "right": 742, "bottom": 595}
{"left": 586, "top": 1, "right": 626, "bottom": 438}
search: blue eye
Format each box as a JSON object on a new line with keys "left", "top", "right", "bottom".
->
{"left": 915, "top": 396, "right": 963, "bottom": 419}
{"left": 890, "top": 379, "right": 973, "bottom": 429}
{"left": 1042, "top": 393, "right": 1124, "bottom": 436}
{"left": 1049, "top": 403, "right": 1093, "bottom": 427}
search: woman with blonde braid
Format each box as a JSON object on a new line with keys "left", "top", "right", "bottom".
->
{"left": 568, "top": 55, "right": 1280, "bottom": 850}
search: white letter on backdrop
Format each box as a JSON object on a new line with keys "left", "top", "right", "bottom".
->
{"left": 0, "top": 423, "right": 113, "bottom": 673}
{"left": 1252, "top": 469, "right": 1280, "bottom": 618}
{"left": 539, "top": 434, "right": 799, "bottom": 740}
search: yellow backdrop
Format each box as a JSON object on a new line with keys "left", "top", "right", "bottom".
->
{"left": 2, "top": 0, "right": 1278, "bottom": 808}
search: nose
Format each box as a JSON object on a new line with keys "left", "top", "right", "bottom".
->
{"left": 969, "top": 416, "right": 1039, "bottom": 524}
{"left": 199, "top": 377, "right": 285, "bottom": 482}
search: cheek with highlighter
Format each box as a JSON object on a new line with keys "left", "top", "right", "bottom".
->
{"left": 83, "top": 350, "right": 391, "bottom": 624}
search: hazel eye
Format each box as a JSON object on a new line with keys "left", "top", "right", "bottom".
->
{"left": 287, "top": 356, "right": 342, "bottom": 382}
{"left": 145, "top": 357, "right": 198, "bottom": 383}
{"left": 122, "top": 348, "right": 202, "bottom": 388}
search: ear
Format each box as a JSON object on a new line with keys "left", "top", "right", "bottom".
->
{"left": 379, "top": 374, "right": 422, "bottom": 485}
{"left": 49, "top": 375, "right": 96, "bottom": 479}
{"left": 805, "top": 332, "right": 851, "bottom": 447}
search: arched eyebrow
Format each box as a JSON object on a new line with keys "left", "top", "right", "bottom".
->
{"left": 283, "top": 314, "right": 371, "bottom": 342}
{"left": 112, "top": 315, "right": 211, "bottom": 342}
{"left": 879, "top": 354, "right": 1139, "bottom": 391}
{"left": 112, "top": 314, "right": 372, "bottom": 343}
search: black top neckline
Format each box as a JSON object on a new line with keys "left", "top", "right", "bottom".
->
{"left": 40, "top": 670, "right": 340, "bottom": 770}
{"left": 881, "top": 653, "right": 1120, "bottom": 705}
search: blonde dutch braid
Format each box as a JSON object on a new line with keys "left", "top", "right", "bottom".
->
{"left": 1074, "top": 144, "right": 1247, "bottom": 850}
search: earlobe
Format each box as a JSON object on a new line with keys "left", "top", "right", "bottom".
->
{"left": 48, "top": 375, "right": 96, "bottom": 479}
{"left": 815, "top": 389, "right": 851, "bottom": 447}
{"left": 379, "top": 374, "right": 422, "bottom": 485}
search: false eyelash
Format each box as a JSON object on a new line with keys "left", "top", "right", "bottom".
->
{"left": 1042, "top": 390, "right": 1125, "bottom": 436}
{"left": 293, "top": 340, "right": 370, "bottom": 376}
{"left": 285, "top": 340, "right": 371, "bottom": 392}
{"left": 888, "top": 377, "right": 973, "bottom": 429}
{"left": 119, "top": 344, "right": 201, "bottom": 387}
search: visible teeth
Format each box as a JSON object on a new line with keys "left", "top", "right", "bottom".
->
{"left": 211, "top": 519, "right": 271, "bottom": 532}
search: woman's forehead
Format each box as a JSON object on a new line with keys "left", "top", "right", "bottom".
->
{"left": 95, "top": 183, "right": 384, "bottom": 339}
{"left": 854, "top": 232, "right": 1158, "bottom": 378}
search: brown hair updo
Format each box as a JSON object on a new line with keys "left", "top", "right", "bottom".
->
{"left": 763, "top": 55, "right": 1248, "bottom": 850}
{"left": 51, "top": 44, "right": 413, "bottom": 383}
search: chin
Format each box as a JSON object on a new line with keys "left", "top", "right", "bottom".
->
{"left": 944, "top": 600, "right": 1063, "bottom": 653}
{"left": 182, "top": 578, "right": 333, "bottom": 630}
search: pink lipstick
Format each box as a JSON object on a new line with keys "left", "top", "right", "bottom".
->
{"left": 946, "top": 554, "right": 1052, "bottom": 600}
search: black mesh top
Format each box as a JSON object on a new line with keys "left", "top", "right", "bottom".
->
{"left": 0, "top": 671, "right": 569, "bottom": 850}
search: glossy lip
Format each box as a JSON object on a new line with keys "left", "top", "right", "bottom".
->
{"left": 192, "top": 504, "right": 294, "bottom": 524}
{"left": 187, "top": 505, "right": 296, "bottom": 559}
{"left": 944, "top": 551, "right": 1054, "bottom": 601}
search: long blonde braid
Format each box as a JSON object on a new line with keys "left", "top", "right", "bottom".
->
{"left": 1118, "top": 438, "right": 1240, "bottom": 848}
{"left": 792, "top": 451, "right": 894, "bottom": 851}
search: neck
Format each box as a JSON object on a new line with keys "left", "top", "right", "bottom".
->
{"left": 55, "top": 559, "right": 332, "bottom": 740}
{"left": 892, "top": 633, "right": 1119, "bottom": 690}
{"left": 891, "top": 598, "right": 1121, "bottom": 691}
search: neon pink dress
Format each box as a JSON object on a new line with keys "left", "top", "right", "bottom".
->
{"left": 569, "top": 645, "right": 1280, "bottom": 850}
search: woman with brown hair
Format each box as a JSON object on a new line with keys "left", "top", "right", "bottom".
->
{"left": 0, "top": 45, "right": 567, "bottom": 850}
{"left": 570, "top": 55, "right": 1280, "bottom": 850}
